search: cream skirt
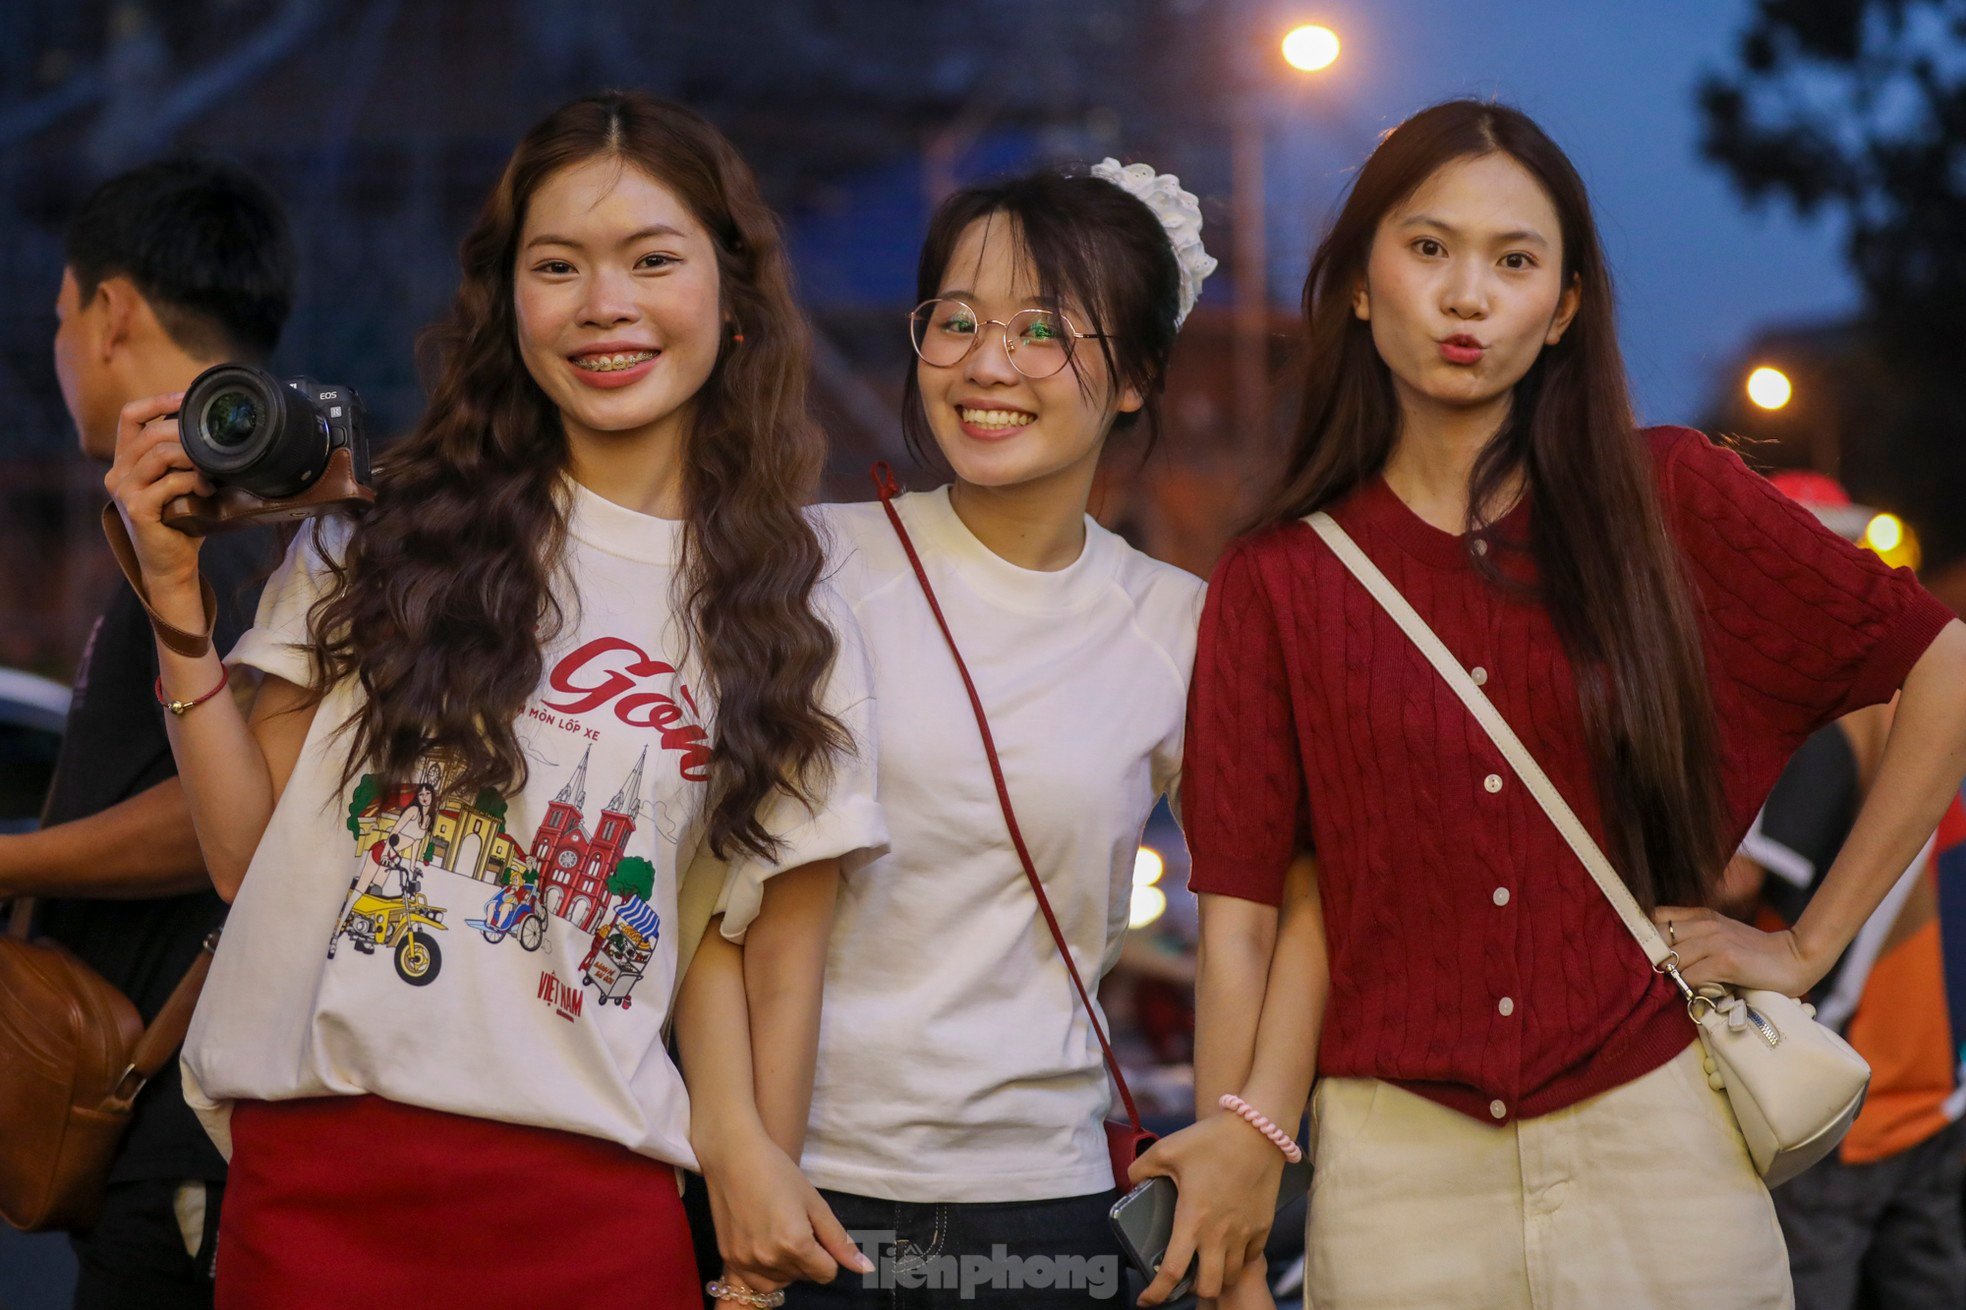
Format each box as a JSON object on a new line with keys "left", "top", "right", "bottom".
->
{"left": 1304, "top": 1042, "right": 1794, "bottom": 1308}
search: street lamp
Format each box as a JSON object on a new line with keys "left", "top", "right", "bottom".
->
{"left": 1862, "top": 512, "right": 1921, "bottom": 571}
{"left": 1234, "top": 21, "right": 1342, "bottom": 443}
{"left": 1281, "top": 24, "right": 1340, "bottom": 72}
{"left": 1746, "top": 365, "right": 1793, "bottom": 410}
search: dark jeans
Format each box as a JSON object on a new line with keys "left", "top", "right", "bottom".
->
{"left": 69, "top": 1179, "right": 221, "bottom": 1310}
{"left": 784, "top": 1187, "right": 1130, "bottom": 1308}
{"left": 1776, "top": 1117, "right": 1966, "bottom": 1310}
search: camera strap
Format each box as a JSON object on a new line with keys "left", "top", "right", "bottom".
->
{"left": 100, "top": 505, "right": 218, "bottom": 660}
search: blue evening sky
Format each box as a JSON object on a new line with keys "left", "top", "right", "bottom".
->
{"left": 1254, "top": 0, "right": 1854, "bottom": 426}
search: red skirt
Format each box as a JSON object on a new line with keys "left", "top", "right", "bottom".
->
{"left": 218, "top": 1095, "right": 700, "bottom": 1310}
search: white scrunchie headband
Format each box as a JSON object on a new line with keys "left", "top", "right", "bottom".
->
{"left": 1089, "top": 157, "right": 1219, "bottom": 329}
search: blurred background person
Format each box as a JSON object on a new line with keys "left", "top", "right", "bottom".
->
{"left": 1724, "top": 470, "right": 1966, "bottom": 1310}
{"left": 1, "top": 155, "right": 293, "bottom": 1310}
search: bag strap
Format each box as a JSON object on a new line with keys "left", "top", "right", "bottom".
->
{"left": 873, "top": 464, "right": 1147, "bottom": 1133}
{"left": 1304, "top": 511, "right": 1696, "bottom": 999}
{"left": 111, "top": 929, "right": 221, "bottom": 1104}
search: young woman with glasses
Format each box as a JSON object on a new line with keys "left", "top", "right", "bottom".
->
{"left": 688, "top": 161, "right": 1215, "bottom": 1309}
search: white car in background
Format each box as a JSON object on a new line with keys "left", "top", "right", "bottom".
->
{"left": 0, "top": 667, "right": 70, "bottom": 834}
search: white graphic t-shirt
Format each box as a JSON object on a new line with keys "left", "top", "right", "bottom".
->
{"left": 181, "top": 482, "right": 885, "bottom": 1170}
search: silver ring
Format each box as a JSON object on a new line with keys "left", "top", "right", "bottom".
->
{"left": 1667, "top": 919, "right": 1677, "bottom": 947}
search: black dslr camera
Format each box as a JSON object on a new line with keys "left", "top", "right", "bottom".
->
{"left": 163, "top": 364, "right": 376, "bottom": 534}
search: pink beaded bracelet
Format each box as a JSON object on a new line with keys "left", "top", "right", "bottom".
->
{"left": 1220, "top": 1093, "right": 1304, "bottom": 1163}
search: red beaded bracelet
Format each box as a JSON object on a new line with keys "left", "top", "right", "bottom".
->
{"left": 154, "top": 664, "right": 229, "bottom": 717}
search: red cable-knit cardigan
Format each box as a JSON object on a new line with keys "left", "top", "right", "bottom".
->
{"left": 1184, "top": 426, "right": 1958, "bottom": 1123}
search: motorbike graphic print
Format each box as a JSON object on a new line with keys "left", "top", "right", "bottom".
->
{"left": 333, "top": 773, "right": 449, "bottom": 984}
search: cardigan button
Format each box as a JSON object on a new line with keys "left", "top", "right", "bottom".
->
{"left": 1498, "top": 997, "right": 1516, "bottom": 1017}
{"left": 1489, "top": 1099, "right": 1507, "bottom": 1120}
{"left": 1492, "top": 887, "right": 1511, "bottom": 907}
{"left": 1471, "top": 666, "right": 1488, "bottom": 686}
{"left": 1483, "top": 774, "right": 1504, "bottom": 794}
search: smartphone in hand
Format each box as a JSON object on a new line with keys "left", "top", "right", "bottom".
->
{"left": 1109, "top": 1158, "right": 1313, "bottom": 1300}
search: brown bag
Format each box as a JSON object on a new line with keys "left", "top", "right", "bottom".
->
{"left": 0, "top": 897, "right": 217, "bottom": 1231}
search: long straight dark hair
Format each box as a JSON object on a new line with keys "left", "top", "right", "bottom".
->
{"left": 1257, "top": 99, "right": 1728, "bottom": 911}
{"left": 306, "top": 92, "right": 844, "bottom": 862}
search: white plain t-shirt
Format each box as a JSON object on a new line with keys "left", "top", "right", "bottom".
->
{"left": 797, "top": 486, "right": 1203, "bottom": 1203}
{"left": 180, "top": 481, "right": 885, "bottom": 1170}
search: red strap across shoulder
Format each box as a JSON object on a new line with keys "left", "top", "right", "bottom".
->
{"left": 870, "top": 463, "right": 1145, "bottom": 1132}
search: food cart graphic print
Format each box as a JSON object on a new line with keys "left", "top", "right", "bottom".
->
{"left": 579, "top": 894, "right": 661, "bottom": 1008}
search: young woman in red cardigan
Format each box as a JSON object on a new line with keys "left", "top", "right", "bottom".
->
{"left": 1131, "top": 99, "right": 1966, "bottom": 1309}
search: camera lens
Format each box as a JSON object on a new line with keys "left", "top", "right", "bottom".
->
{"left": 202, "top": 390, "right": 262, "bottom": 449}
{"left": 181, "top": 363, "right": 346, "bottom": 501}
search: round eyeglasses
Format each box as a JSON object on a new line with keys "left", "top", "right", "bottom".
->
{"left": 907, "top": 298, "right": 1108, "bottom": 380}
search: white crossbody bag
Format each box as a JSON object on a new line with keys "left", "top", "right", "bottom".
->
{"left": 1308, "top": 510, "right": 1870, "bottom": 1187}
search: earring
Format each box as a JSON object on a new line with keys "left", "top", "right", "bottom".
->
{"left": 730, "top": 332, "right": 745, "bottom": 344}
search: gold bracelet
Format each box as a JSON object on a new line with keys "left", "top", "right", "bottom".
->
{"left": 705, "top": 1281, "right": 785, "bottom": 1308}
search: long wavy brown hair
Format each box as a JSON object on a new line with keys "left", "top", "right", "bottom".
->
{"left": 305, "top": 91, "right": 843, "bottom": 861}
{"left": 1256, "top": 100, "right": 1730, "bottom": 911}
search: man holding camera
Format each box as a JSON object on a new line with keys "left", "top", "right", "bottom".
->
{"left": 0, "top": 157, "right": 294, "bottom": 1310}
